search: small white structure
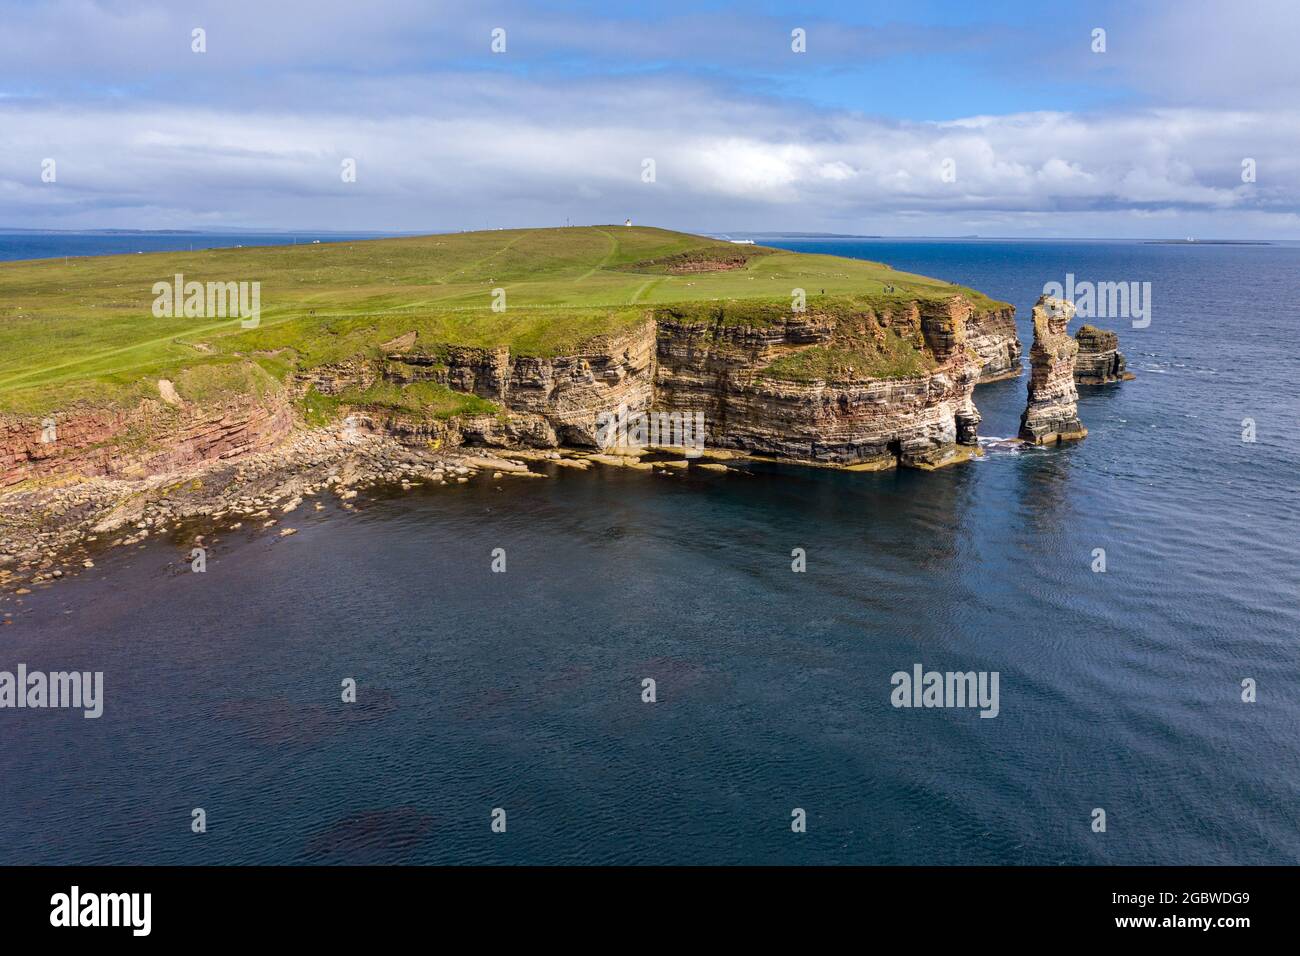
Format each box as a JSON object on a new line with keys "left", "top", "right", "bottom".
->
{"left": 624, "top": 218, "right": 632, "bottom": 226}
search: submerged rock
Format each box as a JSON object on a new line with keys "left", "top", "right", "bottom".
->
{"left": 1019, "top": 296, "right": 1087, "bottom": 445}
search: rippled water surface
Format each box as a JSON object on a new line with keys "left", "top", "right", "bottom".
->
{"left": 2, "top": 237, "right": 1297, "bottom": 864}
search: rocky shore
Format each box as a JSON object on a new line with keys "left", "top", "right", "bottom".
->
{"left": 0, "top": 299, "right": 1032, "bottom": 595}
{"left": 0, "top": 420, "right": 755, "bottom": 597}
{"left": 0, "top": 284, "right": 1142, "bottom": 598}
{"left": 3, "top": 226, "right": 1110, "bottom": 598}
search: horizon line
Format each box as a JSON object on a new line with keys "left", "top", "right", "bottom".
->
{"left": 0, "top": 226, "right": 1290, "bottom": 244}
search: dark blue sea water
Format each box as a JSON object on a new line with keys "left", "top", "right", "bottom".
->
{"left": 0, "top": 231, "right": 395, "bottom": 263}
{"left": 2, "top": 235, "right": 1297, "bottom": 865}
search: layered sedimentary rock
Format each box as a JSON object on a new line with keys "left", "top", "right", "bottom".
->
{"left": 3, "top": 295, "right": 1007, "bottom": 485}
{"left": 1018, "top": 295, "right": 1086, "bottom": 445}
{"left": 448, "top": 325, "right": 655, "bottom": 446}
{"left": 373, "top": 296, "right": 994, "bottom": 469}
{"left": 298, "top": 359, "right": 377, "bottom": 396}
{"left": 0, "top": 393, "right": 292, "bottom": 489}
{"left": 377, "top": 321, "right": 657, "bottom": 448}
{"left": 1073, "top": 325, "right": 1133, "bottom": 385}
{"left": 967, "top": 305, "right": 1023, "bottom": 382}
{"left": 653, "top": 297, "right": 983, "bottom": 469}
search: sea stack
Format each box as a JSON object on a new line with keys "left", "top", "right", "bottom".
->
{"left": 1018, "top": 295, "right": 1087, "bottom": 445}
{"left": 1073, "top": 325, "right": 1134, "bottom": 384}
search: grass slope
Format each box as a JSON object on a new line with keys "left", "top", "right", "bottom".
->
{"left": 0, "top": 225, "right": 1002, "bottom": 415}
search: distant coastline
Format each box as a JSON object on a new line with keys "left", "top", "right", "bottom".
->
{"left": 1, "top": 227, "right": 1287, "bottom": 245}
{"left": 1144, "top": 239, "right": 1273, "bottom": 245}
{"left": 0, "top": 227, "right": 408, "bottom": 236}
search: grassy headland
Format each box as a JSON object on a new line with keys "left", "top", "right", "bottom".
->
{"left": 0, "top": 225, "right": 1002, "bottom": 416}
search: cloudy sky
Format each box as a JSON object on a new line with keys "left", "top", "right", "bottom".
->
{"left": 2, "top": 0, "right": 1297, "bottom": 237}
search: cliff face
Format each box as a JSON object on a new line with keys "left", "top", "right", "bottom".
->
{"left": 0, "top": 296, "right": 1004, "bottom": 486}
{"left": 1073, "top": 325, "right": 1133, "bottom": 385}
{"left": 445, "top": 325, "right": 656, "bottom": 446}
{"left": 375, "top": 321, "right": 657, "bottom": 448}
{"left": 2, "top": 227, "right": 1031, "bottom": 491}
{"left": 374, "top": 297, "right": 992, "bottom": 469}
{"left": 654, "top": 298, "right": 981, "bottom": 468}
{"left": 967, "top": 306, "right": 1023, "bottom": 382}
{"left": 0, "top": 394, "right": 293, "bottom": 489}
{"left": 1018, "top": 295, "right": 1086, "bottom": 445}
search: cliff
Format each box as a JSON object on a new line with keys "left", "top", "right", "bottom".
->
{"left": 1073, "top": 325, "right": 1133, "bottom": 384}
{"left": 967, "top": 306, "right": 1023, "bottom": 382}
{"left": 0, "top": 226, "right": 1017, "bottom": 486}
{"left": 334, "top": 297, "right": 986, "bottom": 470}
{"left": 1018, "top": 295, "right": 1086, "bottom": 445}
{"left": 0, "top": 383, "right": 292, "bottom": 489}
{"left": 653, "top": 298, "right": 981, "bottom": 468}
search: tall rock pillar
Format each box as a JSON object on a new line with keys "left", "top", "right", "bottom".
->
{"left": 1018, "top": 295, "right": 1087, "bottom": 445}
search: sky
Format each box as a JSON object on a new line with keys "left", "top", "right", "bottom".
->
{"left": 1, "top": 0, "right": 1297, "bottom": 238}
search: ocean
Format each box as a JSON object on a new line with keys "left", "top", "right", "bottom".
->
{"left": 0, "top": 231, "right": 391, "bottom": 263}
{"left": 2, "top": 234, "right": 1297, "bottom": 864}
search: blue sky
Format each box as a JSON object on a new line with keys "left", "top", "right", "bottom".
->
{"left": 1, "top": 0, "right": 1297, "bottom": 237}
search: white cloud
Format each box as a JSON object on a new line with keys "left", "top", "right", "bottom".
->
{"left": 0, "top": 0, "right": 1294, "bottom": 236}
{"left": 3, "top": 94, "right": 1297, "bottom": 237}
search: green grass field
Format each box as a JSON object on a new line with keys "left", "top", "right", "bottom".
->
{"left": 0, "top": 225, "right": 1001, "bottom": 416}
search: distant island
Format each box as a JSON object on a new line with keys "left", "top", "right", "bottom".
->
{"left": 1145, "top": 239, "right": 1273, "bottom": 245}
